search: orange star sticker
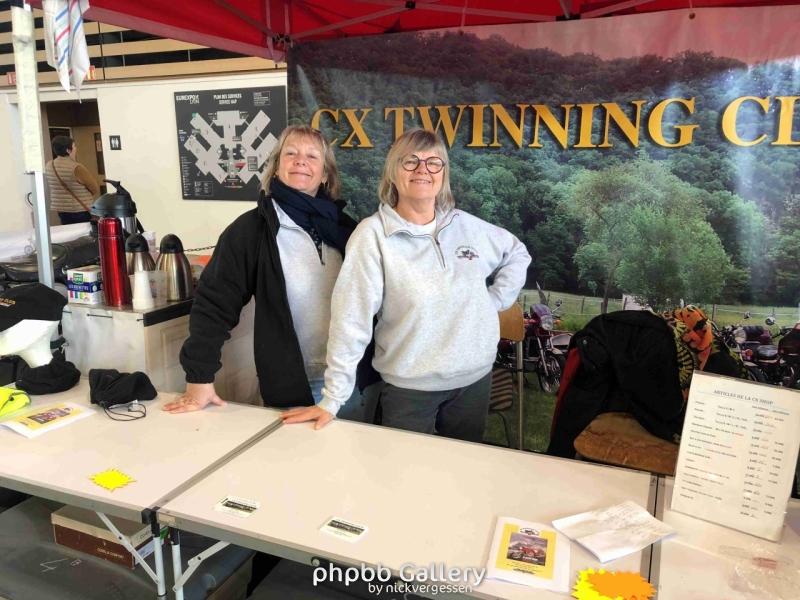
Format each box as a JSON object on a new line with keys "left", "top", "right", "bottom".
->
{"left": 573, "top": 568, "right": 655, "bottom": 600}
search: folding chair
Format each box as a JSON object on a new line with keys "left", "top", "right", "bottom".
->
{"left": 489, "top": 304, "right": 525, "bottom": 448}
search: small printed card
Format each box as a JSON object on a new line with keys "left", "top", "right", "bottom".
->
{"left": 486, "top": 517, "right": 570, "bottom": 591}
{"left": 214, "top": 496, "right": 260, "bottom": 518}
{"left": 320, "top": 517, "right": 368, "bottom": 542}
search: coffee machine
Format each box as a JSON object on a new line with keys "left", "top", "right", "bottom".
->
{"left": 90, "top": 180, "right": 141, "bottom": 235}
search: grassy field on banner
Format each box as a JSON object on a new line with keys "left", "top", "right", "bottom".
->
{"left": 520, "top": 290, "right": 800, "bottom": 332}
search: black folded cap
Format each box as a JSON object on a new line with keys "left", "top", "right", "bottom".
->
{"left": 0, "top": 283, "right": 67, "bottom": 332}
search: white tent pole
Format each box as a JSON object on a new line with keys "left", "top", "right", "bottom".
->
{"left": 11, "top": 0, "right": 54, "bottom": 288}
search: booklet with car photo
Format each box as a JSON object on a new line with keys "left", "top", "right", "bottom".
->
{"left": 486, "top": 517, "right": 570, "bottom": 591}
{"left": 1, "top": 402, "right": 93, "bottom": 438}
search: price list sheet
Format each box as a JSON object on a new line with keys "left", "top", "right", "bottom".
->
{"left": 672, "top": 372, "right": 800, "bottom": 540}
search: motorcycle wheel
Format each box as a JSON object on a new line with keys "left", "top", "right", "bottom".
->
{"left": 537, "top": 355, "right": 566, "bottom": 394}
{"left": 745, "top": 365, "right": 767, "bottom": 383}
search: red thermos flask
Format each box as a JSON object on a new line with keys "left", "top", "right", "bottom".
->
{"left": 98, "top": 217, "right": 132, "bottom": 306}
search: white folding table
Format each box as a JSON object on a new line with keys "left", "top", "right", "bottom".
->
{"left": 0, "top": 379, "right": 281, "bottom": 598}
{"left": 159, "top": 419, "right": 658, "bottom": 599}
{"left": 652, "top": 477, "right": 800, "bottom": 599}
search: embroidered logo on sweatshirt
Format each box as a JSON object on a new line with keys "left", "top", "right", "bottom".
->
{"left": 455, "top": 246, "right": 479, "bottom": 260}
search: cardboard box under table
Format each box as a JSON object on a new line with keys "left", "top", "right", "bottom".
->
{"left": 52, "top": 505, "right": 160, "bottom": 569}
{"left": 0, "top": 497, "right": 253, "bottom": 600}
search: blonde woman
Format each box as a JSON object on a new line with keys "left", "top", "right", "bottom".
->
{"left": 284, "top": 129, "right": 531, "bottom": 441}
{"left": 166, "top": 125, "right": 364, "bottom": 413}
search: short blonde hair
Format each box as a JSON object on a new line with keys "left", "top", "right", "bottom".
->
{"left": 262, "top": 125, "right": 340, "bottom": 199}
{"left": 378, "top": 129, "right": 454, "bottom": 213}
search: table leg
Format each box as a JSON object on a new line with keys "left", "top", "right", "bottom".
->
{"left": 95, "top": 511, "right": 165, "bottom": 596}
{"left": 172, "top": 539, "right": 230, "bottom": 596}
{"left": 151, "top": 519, "right": 167, "bottom": 598}
{"left": 171, "top": 529, "right": 184, "bottom": 600}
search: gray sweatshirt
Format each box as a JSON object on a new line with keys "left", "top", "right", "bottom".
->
{"left": 274, "top": 201, "right": 343, "bottom": 384}
{"left": 319, "top": 203, "right": 531, "bottom": 416}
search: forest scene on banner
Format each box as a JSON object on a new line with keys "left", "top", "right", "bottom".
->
{"left": 288, "top": 30, "right": 800, "bottom": 327}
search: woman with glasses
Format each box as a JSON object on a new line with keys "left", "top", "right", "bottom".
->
{"left": 283, "top": 128, "right": 530, "bottom": 441}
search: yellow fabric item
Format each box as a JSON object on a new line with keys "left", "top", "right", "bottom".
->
{"left": 0, "top": 387, "right": 31, "bottom": 417}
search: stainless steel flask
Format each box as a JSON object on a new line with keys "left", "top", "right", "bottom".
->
{"left": 155, "top": 234, "right": 193, "bottom": 301}
{"left": 125, "top": 233, "right": 156, "bottom": 274}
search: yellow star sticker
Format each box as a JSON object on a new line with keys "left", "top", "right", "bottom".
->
{"left": 573, "top": 568, "right": 655, "bottom": 600}
{"left": 90, "top": 469, "right": 136, "bottom": 492}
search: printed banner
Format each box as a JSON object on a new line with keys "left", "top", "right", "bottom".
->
{"left": 288, "top": 7, "right": 800, "bottom": 337}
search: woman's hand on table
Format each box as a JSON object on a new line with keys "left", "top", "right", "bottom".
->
{"left": 162, "top": 383, "right": 226, "bottom": 413}
{"left": 281, "top": 405, "right": 334, "bottom": 429}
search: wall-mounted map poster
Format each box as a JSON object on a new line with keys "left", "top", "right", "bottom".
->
{"left": 175, "top": 86, "right": 287, "bottom": 201}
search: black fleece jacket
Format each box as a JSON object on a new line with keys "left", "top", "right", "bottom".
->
{"left": 547, "top": 310, "right": 684, "bottom": 458}
{"left": 179, "top": 192, "right": 360, "bottom": 408}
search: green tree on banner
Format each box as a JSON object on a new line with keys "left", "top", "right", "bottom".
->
{"left": 773, "top": 195, "right": 800, "bottom": 305}
{"left": 571, "top": 158, "right": 732, "bottom": 311}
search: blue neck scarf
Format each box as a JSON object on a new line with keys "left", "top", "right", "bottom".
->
{"left": 269, "top": 177, "right": 349, "bottom": 254}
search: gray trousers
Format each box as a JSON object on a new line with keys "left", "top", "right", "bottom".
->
{"left": 336, "top": 382, "right": 380, "bottom": 423}
{"left": 377, "top": 372, "right": 492, "bottom": 442}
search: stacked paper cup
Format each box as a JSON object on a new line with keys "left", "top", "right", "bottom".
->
{"left": 132, "top": 271, "right": 154, "bottom": 311}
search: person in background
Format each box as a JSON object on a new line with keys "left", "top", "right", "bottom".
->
{"left": 45, "top": 135, "right": 100, "bottom": 225}
{"left": 283, "top": 128, "right": 531, "bottom": 442}
{"left": 164, "top": 125, "right": 371, "bottom": 416}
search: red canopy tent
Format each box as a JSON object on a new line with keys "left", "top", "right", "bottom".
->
{"left": 29, "top": 0, "right": 800, "bottom": 61}
{"left": 16, "top": 0, "right": 800, "bottom": 288}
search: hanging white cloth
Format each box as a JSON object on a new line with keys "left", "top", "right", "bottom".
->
{"left": 42, "top": 0, "right": 91, "bottom": 93}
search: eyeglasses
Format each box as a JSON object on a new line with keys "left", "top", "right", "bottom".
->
{"left": 401, "top": 155, "right": 445, "bottom": 174}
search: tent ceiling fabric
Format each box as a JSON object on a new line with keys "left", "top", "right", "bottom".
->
{"left": 27, "top": 0, "right": 800, "bottom": 60}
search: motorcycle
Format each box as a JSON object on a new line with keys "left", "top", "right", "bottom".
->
{"left": 720, "top": 318, "right": 800, "bottom": 388}
{"left": 496, "top": 302, "right": 570, "bottom": 394}
{"left": 740, "top": 321, "right": 779, "bottom": 379}
{"left": 523, "top": 303, "right": 568, "bottom": 393}
{"left": 776, "top": 322, "right": 800, "bottom": 389}
{"left": 717, "top": 323, "right": 768, "bottom": 383}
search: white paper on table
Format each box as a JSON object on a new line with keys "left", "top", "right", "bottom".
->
{"left": 553, "top": 501, "right": 674, "bottom": 563}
